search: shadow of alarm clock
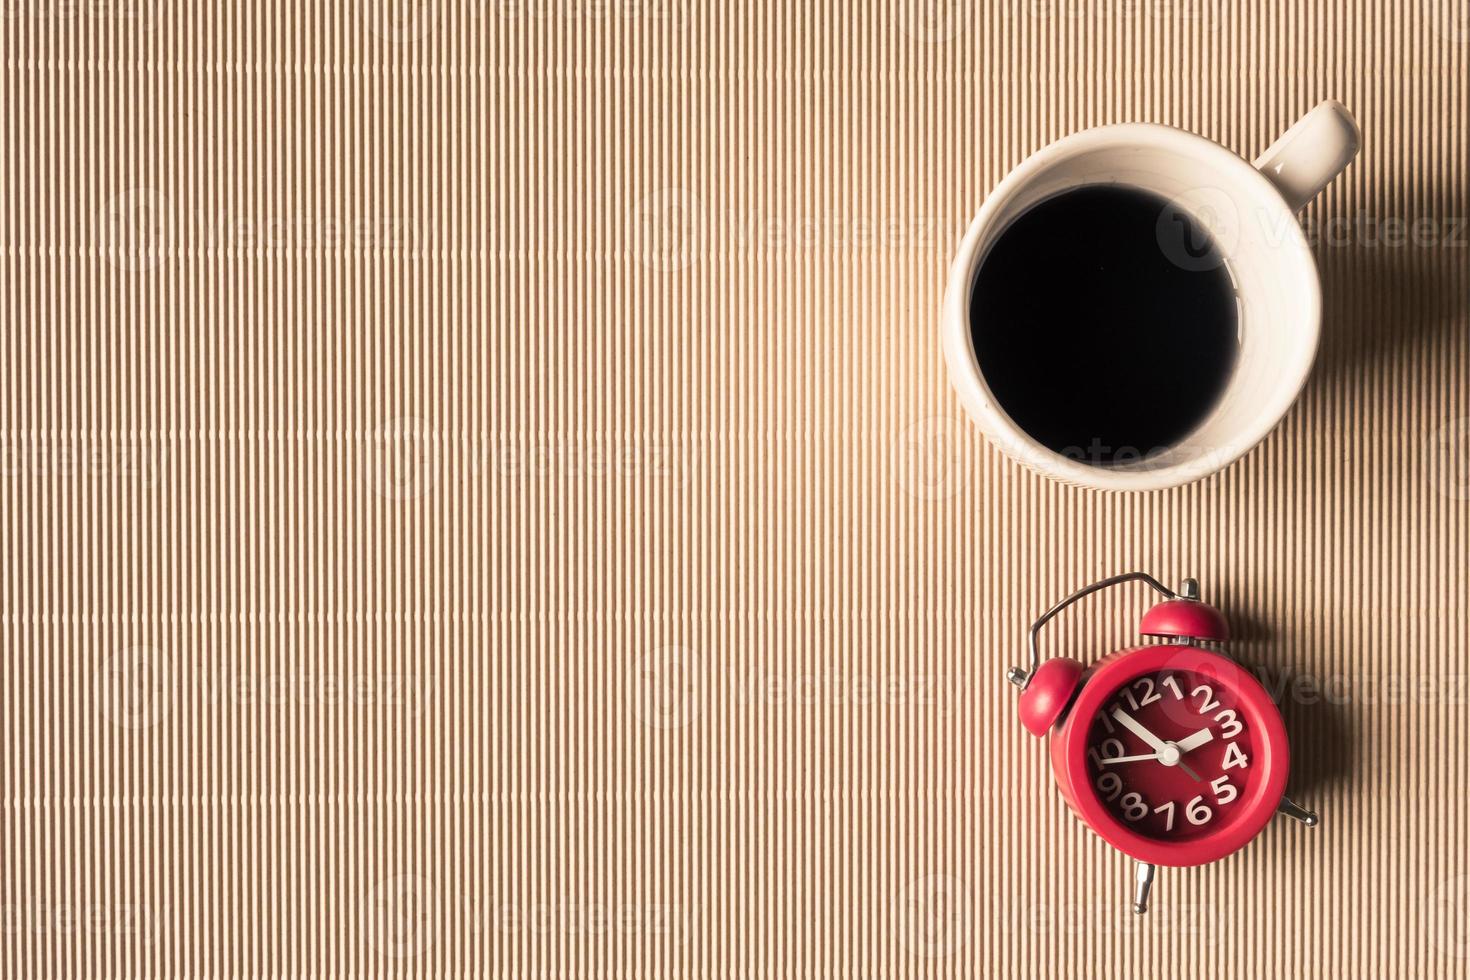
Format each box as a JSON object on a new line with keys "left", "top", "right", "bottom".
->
{"left": 1007, "top": 572, "right": 1318, "bottom": 914}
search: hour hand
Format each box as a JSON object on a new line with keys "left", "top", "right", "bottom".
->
{"left": 1175, "top": 728, "right": 1215, "bottom": 753}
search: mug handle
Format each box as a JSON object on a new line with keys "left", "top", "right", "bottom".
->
{"left": 1252, "top": 100, "right": 1360, "bottom": 213}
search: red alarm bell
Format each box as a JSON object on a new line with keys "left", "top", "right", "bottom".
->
{"left": 1008, "top": 572, "right": 1318, "bottom": 913}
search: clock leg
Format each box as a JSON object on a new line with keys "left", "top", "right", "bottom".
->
{"left": 1277, "top": 796, "right": 1320, "bottom": 827}
{"left": 1132, "top": 861, "right": 1156, "bottom": 914}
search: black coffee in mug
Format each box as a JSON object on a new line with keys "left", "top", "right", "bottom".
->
{"left": 968, "top": 185, "right": 1239, "bottom": 466}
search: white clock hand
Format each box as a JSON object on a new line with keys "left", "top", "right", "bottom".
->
{"left": 1111, "top": 709, "right": 1169, "bottom": 752}
{"left": 1099, "top": 753, "right": 1163, "bottom": 765}
{"left": 1111, "top": 708, "right": 1202, "bottom": 782}
{"left": 1175, "top": 728, "right": 1215, "bottom": 754}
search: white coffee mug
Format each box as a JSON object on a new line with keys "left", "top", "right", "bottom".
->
{"left": 942, "top": 101, "right": 1359, "bottom": 491}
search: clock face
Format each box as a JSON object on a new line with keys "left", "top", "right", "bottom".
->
{"left": 1084, "top": 667, "right": 1257, "bottom": 841}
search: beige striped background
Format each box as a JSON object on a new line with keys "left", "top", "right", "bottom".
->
{"left": 2, "top": 1, "right": 1468, "bottom": 976}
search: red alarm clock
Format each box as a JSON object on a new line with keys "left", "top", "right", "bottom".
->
{"left": 1008, "top": 573, "right": 1318, "bottom": 913}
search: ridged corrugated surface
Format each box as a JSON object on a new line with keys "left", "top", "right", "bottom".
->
{"left": 2, "top": 1, "right": 1467, "bottom": 976}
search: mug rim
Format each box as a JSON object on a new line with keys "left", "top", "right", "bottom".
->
{"left": 942, "top": 121, "right": 1321, "bottom": 492}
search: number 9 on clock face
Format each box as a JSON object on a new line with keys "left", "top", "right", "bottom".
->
{"left": 1087, "top": 669, "right": 1254, "bottom": 841}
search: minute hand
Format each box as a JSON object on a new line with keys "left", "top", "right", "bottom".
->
{"left": 1111, "top": 709, "right": 1170, "bottom": 752}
